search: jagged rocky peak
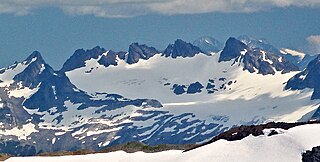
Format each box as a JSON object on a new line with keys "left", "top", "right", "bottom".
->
{"left": 238, "top": 35, "right": 315, "bottom": 70}
{"left": 193, "top": 36, "right": 223, "bottom": 54}
{"left": 219, "top": 37, "right": 299, "bottom": 75}
{"left": 163, "top": 39, "right": 204, "bottom": 58}
{"left": 13, "top": 51, "right": 54, "bottom": 89}
{"left": 219, "top": 37, "right": 248, "bottom": 62}
{"left": 285, "top": 55, "right": 320, "bottom": 100}
{"left": 127, "top": 42, "right": 159, "bottom": 64}
{"left": 61, "top": 46, "right": 107, "bottom": 72}
{"left": 25, "top": 51, "right": 44, "bottom": 64}
{"left": 98, "top": 50, "right": 126, "bottom": 67}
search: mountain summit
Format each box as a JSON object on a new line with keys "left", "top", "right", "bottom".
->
{"left": 163, "top": 39, "right": 204, "bottom": 58}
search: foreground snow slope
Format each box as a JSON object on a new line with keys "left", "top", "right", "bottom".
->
{"left": 6, "top": 123, "right": 320, "bottom": 162}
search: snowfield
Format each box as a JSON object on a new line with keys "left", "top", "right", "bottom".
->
{"left": 66, "top": 52, "right": 319, "bottom": 127}
{"left": 6, "top": 123, "right": 320, "bottom": 162}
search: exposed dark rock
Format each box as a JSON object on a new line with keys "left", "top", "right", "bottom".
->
{"left": 242, "top": 49, "right": 298, "bottom": 75}
{"left": 206, "top": 83, "right": 215, "bottom": 89}
{"left": 184, "top": 120, "right": 320, "bottom": 152}
{"left": 163, "top": 39, "right": 203, "bottom": 58}
{"left": 310, "top": 106, "right": 320, "bottom": 121}
{"left": 13, "top": 51, "right": 54, "bottom": 88}
{"left": 187, "top": 82, "right": 204, "bottom": 94}
{"left": 172, "top": 84, "right": 186, "bottom": 95}
{"left": 0, "top": 140, "right": 36, "bottom": 156}
{"left": 61, "top": 46, "right": 107, "bottom": 72}
{"left": 219, "top": 37, "right": 247, "bottom": 62}
{"left": 302, "top": 146, "right": 320, "bottom": 162}
{"left": 267, "top": 130, "right": 279, "bottom": 136}
{"left": 297, "top": 54, "right": 318, "bottom": 70}
{"left": 220, "top": 37, "right": 299, "bottom": 75}
{"left": 127, "top": 43, "right": 159, "bottom": 64}
{"left": 98, "top": 50, "right": 126, "bottom": 67}
{"left": 285, "top": 55, "right": 320, "bottom": 100}
{"left": 99, "top": 141, "right": 195, "bottom": 153}
{"left": 23, "top": 72, "right": 87, "bottom": 112}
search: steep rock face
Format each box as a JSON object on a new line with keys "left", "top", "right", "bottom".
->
{"left": 219, "top": 37, "right": 299, "bottom": 75}
{"left": 127, "top": 43, "right": 159, "bottom": 64}
{"left": 193, "top": 36, "right": 223, "bottom": 54}
{"left": 0, "top": 89, "right": 30, "bottom": 129}
{"left": 242, "top": 49, "right": 299, "bottom": 75}
{"left": 23, "top": 72, "right": 87, "bottom": 112}
{"left": 98, "top": 50, "right": 126, "bottom": 67}
{"left": 163, "top": 39, "right": 203, "bottom": 58}
{"left": 286, "top": 55, "right": 320, "bottom": 99}
{"left": 219, "top": 37, "right": 247, "bottom": 62}
{"left": 13, "top": 51, "right": 54, "bottom": 89}
{"left": 238, "top": 35, "right": 317, "bottom": 70}
{"left": 61, "top": 46, "right": 107, "bottom": 72}
{"left": 297, "top": 54, "right": 318, "bottom": 70}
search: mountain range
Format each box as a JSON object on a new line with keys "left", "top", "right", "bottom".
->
{"left": 0, "top": 35, "right": 319, "bottom": 156}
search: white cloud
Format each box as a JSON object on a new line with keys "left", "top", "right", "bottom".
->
{"left": 307, "top": 35, "right": 320, "bottom": 54}
{"left": 0, "top": 0, "right": 320, "bottom": 17}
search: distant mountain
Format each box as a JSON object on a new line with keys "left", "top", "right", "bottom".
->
{"left": 219, "top": 37, "right": 299, "bottom": 75}
{"left": 163, "top": 39, "right": 204, "bottom": 58}
{"left": 286, "top": 54, "right": 320, "bottom": 100}
{"left": 61, "top": 46, "right": 107, "bottom": 72}
{"left": 0, "top": 37, "right": 319, "bottom": 156}
{"left": 127, "top": 43, "right": 159, "bottom": 64}
{"left": 238, "top": 35, "right": 316, "bottom": 70}
{"left": 193, "top": 36, "right": 223, "bottom": 54}
{"left": 238, "top": 35, "right": 281, "bottom": 55}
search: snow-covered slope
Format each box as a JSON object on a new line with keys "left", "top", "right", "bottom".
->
{"left": 281, "top": 48, "right": 306, "bottom": 59}
{"left": 0, "top": 37, "right": 319, "bottom": 156}
{"left": 66, "top": 50, "right": 318, "bottom": 126}
{"left": 6, "top": 123, "right": 320, "bottom": 162}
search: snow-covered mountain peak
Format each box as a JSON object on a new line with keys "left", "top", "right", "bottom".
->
{"left": 237, "top": 35, "right": 280, "bottom": 55}
{"left": 219, "top": 37, "right": 299, "bottom": 75}
{"left": 0, "top": 51, "right": 52, "bottom": 90}
{"left": 0, "top": 37, "right": 320, "bottom": 157}
{"left": 193, "top": 36, "right": 223, "bottom": 53}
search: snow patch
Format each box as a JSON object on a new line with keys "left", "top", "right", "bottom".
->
{"left": 0, "top": 123, "right": 38, "bottom": 140}
{"left": 281, "top": 48, "right": 305, "bottom": 59}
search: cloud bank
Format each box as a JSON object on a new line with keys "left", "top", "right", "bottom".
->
{"left": 307, "top": 35, "right": 320, "bottom": 54}
{"left": 0, "top": 0, "right": 320, "bottom": 17}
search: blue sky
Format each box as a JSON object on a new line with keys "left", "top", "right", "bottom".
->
{"left": 0, "top": 0, "right": 320, "bottom": 69}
